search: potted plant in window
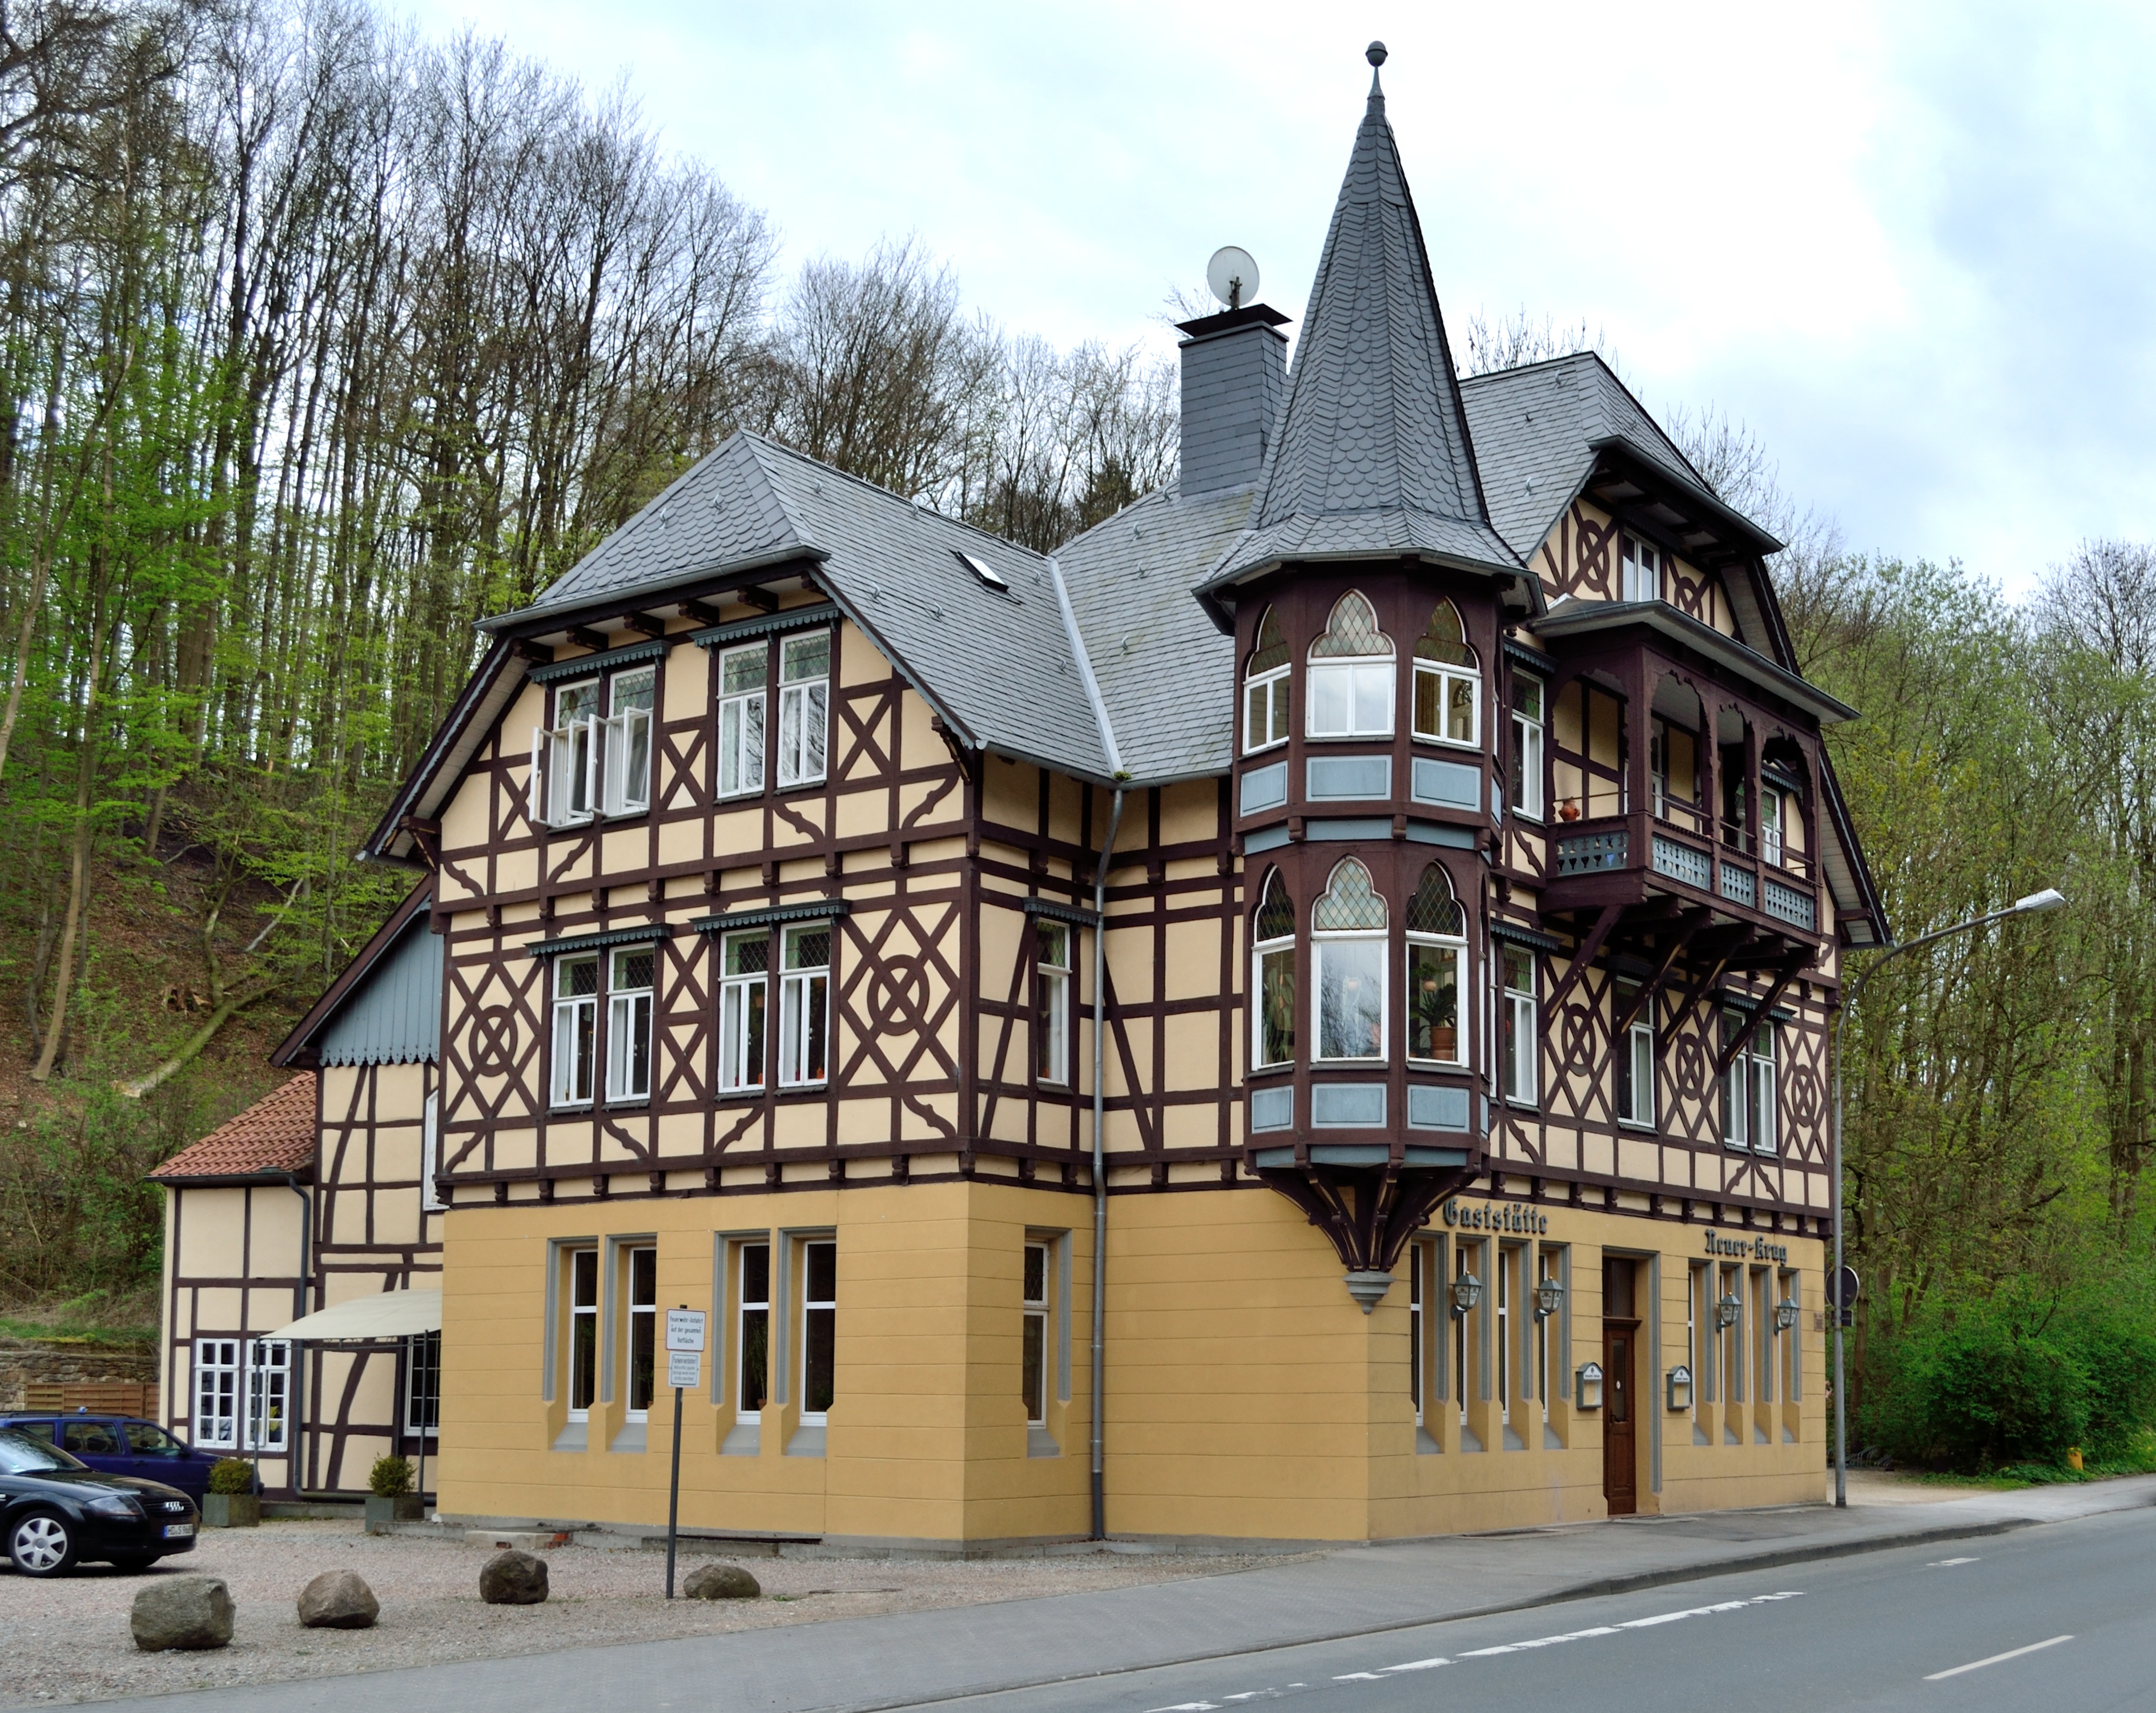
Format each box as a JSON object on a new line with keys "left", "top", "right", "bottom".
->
{"left": 202, "top": 1458, "right": 260, "bottom": 1528}
{"left": 365, "top": 1455, "right": 424, "bottom": 1532}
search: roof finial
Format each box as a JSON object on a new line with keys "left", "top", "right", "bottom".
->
{"left": 1365, "top": 39, "right": 1386, "bottom": 104}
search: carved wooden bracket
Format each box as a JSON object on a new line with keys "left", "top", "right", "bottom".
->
{"left": 1250, "top": 1147, "right": 1475, "bottom": 1309}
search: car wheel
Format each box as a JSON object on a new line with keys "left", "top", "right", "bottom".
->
{"left": 107, "top": 1554, "right": 159, "bottom": 1574}
{"left": 9, "top": 1510, "right": 77, "bottom": 1577}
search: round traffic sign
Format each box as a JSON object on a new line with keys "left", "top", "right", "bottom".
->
{"left": 1828, "top": 1266, "right": 1860, "bottom": 1310}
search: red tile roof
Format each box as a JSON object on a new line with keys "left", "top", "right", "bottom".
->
{"left": 151, "top": 1073, "right": 317, "bottom": 1181}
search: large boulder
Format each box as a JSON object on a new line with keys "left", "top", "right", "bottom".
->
{"left": 297, "top": 1568, "right": 380, "bottom": 1629}
{"left": 130, "top": 1577, "right": 235, "bottom": 1652}
{"left": 683, "top": 1561, "right": 760, "bottom": 1600}
{"left": 478, "top": 1549, "right": 549, "bottom": 1605}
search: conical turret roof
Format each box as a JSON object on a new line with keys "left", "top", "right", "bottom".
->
{"left": 1198, "top": 54, "right": 1527, "bottom": 612}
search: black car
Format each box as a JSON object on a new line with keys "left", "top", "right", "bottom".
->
{"left": 0, "top": 1429, "right": 198, "bottom": 1577}
{"left": 0, "top": 1413, "right": 222, "bottom": 1499}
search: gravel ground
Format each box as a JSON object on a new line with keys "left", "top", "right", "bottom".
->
{"left": 0, "top": 1521, "right": 1298, "bottom": 1707}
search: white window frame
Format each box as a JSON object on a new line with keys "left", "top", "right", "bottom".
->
{"left": 1502, "top": 947, "right": 1539, "bottom": 1104}
{"left": 598, "top": 667, "right": 655, "bottom": 817}
{"left": 1622, "top": 533, "right": 1660, "bottom": 603}
{"left": 1021, "top": 1240, "right": 1051, "bottom": 1427}
{"left": 1406, "top": 935, "right": 1466, "bottom": 1067}
{"left": 420, "top": 1089, "right": 443, "bottom": 1212}
{"left": 779, "top": 922, "right": 831, "bottom": 1087}
{"left": 800, "top": 1238, "right": 836, "bottom": 1425}
{"left": 1536, "top": 1249, "right": 1556, "bottom": 1425}
{"left": 1306, "top": 659, "right": 1395, "bottom": 739}
{"left": 1411, "top": 660, "right": 1480, "bottom": 749}
{"left": 551, "top": 954, "right": 598, "bottom": 1108}
{"left": 737, "top": 1241, "right": 771, "bottom": 1421}
{"left": 535, "top": 678, "right": 599, "bottom": 829}
{"left": 1510, "top": 675, "right": 1545, "bottom": 821}
{"left": 1761, "top": 788, "right": 1785, "bottom": 867}
{"left": 717, "top": 642, "right": 767, "bottom": 799}
{"left": 1409, "top": 1245, "right": 1425, "bottom": 1425}
{"left": 1496, "top": 1246, "right": 1512, "bottom": 1427}
{"left": 625, "top": 1245, "right": 658, "bottom": 1422}
{"left": 1313, "top": 934, "right": 1387, "bottom": 1063}
{"left": 1035, "top": 922, "right": 1071, "bottom": 1086}
{"left": 776, "top": 631, "right": 830, "bottom": 789}
{"left": 568, "top": 1246, "right": 599, "bottom": 1421}
{"left": 1616, "top": 990, "right": 1655, "bottom": 1129}
{"left": 1244, "top": 663, "right": 1289, "bottom": 753}
{"left": 244, "top": 1338, "right": 290, "bottom": 1453}
{"left": 1723, "top": 1012, "right": 1779, "bottom": 1152}
{"left": 193, "top": 1338, "right": 240, "bottom": 1449}
{"left": 605, "top": 944, "right": 655, "bottom": 1104}
{"left": 718, "top": 930, "right": 768, "bottom": 1093}
{"left": 405, "top": 1330, "right": 440, "bottom": 1438}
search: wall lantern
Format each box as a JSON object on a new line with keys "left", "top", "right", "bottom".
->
{"left": 1715, "top": 1292, "right": 1741, "bottom": 1332}
{"left": 1666, "top": 1365, "right": 1694, "bottom": 1412}
{"left": 1450, "top": 1272, "right": 1483, "bottom": 1317}
{"left": 1775, "top": 1296, "right": 1801, "bottom": 1333}
{"left": 1575, "top": 1360, "right": 1604, "bottom": 1410}
{"left": 1534, "top": 1275, "right": 1564, "bottom": 1321}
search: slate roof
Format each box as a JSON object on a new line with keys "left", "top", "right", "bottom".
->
{"left": 1461, "top": 353, "right": 1778, "bottom": 564}
{"left": 151, "top": 1074, "right": 317, "bottom": 1183}
{"left": 1201, "top": 66, "right": 1521, "bottom": 597}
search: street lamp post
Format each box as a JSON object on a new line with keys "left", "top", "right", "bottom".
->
{"left": 1828, "top": 887, "right": 2064, "bottom": 1507}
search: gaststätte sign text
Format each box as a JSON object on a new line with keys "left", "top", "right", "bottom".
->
{"left": 1441, "top": 1199, "right": 1549, "bottom": 1235}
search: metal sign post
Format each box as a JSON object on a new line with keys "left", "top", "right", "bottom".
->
{"left": 663, "top": 1308, "right": 705, "bottom": 1599}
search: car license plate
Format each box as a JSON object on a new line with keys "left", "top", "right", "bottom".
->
{"left": 163, "top": 1523, "right": 194, "bottom": 1539}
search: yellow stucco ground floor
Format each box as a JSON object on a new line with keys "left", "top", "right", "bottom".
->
{"left": 435, "top": 1180, "right": 1828, "bottom": 1549}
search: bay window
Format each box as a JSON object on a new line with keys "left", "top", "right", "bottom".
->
{"left": 1306, "top": 590, "right": 1395, "bottom": 738}
{"left": 1313, "top": 858, "right": 1386, "bottom": 1061}
{"left": 779, "top": 923, "right": 831, "bottom": 1086}
{"left": 1243, "top": 606, "right": 1290, "bottom": 753}
{"left": 1411, "top": 598, "right": 1479, "bottom": 748}
{"left": 719, "top": 931, "right": 768, "bottom": 1093}
{"left": 1501, "top": 946, "right": 1538, "bottom": 1104}
{"left": 717, "top": 642, "right": 767, "bottom": 798}
{"left": 1252, "top": 870, "right": 1296, "bottom": 1069}
{"left": 1035, "top": 922, "right": 1071, "bottom": 1085}
{"left": 777, "top": 632, "right": 830, "bottom": 787}
{"left": 551, "top": 954, "right": 599, "bottom": 1106}
{"left": 605, "top": 946, "right": 654, "bottom": 1104}
{"left": 1405, "top": 863, "right": 1465, "bottom": 1065}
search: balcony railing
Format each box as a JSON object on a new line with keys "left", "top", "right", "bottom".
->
{"left": 1550, "top": 814, "right": 1820, "bottom": 938}
{"left": 1650, "top": 833, "right": 1711, "bottom": 889}
{"left": 1762, "top": 874, "right": 1817, "bottom": 930}
{"left": 1555, "top": 830, "right": 1628, "bottom": 875}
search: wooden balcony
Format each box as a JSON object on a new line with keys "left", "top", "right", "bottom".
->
{"left": 1543, "top": 810, "right": 1823, "bottom": 944}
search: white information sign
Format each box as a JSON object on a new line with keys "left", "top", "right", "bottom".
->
{"left": 667, "top": 1349, "right": 702, "bottom": 1390}
{"left": 665, "top": 1309, "right": 707, "bottom": 1353}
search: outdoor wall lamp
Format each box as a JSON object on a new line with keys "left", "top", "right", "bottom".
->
{"left": 1666, "top": 1365, "right": 1694, "bottom": 1412}
{"left": 1450, "top": 1272, "right": 1483, "bottom": 1317}
{"left": 1715, "top": 1292, "right": 1741, "bottom": 1332}
{"left": 1775, "top": 1297, "right": 1801, "bottom": 1333}
{"left": 1575, "top": 1361, "right": 1604, "bottom": 1410}
{"left": 1534, "top": 1276, "right": 1564, "bottom": 1321}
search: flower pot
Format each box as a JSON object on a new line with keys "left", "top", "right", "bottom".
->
{"left": 202, "top": 1493, "right": 261, "bottom": 1529}
{"left": 364, "top": 1494, "right": 425, "bottom": 1533}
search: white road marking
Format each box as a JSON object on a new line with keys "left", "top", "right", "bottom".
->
{"left": 1380, "top": 1591, "right": 1803, "bottom": 1671}
{"left": 1926, "top": 1557, "right": 1981, "bottom": 1568}
{"left": 1924, "top": 1635, "right": 2073, "bottom": 1680}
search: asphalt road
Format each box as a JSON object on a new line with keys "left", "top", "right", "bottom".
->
{"left": 923, "top": 1505, "right": 2156, "bottom": 1713}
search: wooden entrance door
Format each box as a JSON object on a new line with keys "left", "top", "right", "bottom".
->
{"left": 1603, "top": 1317, "right": 1638, "bottom": 1514}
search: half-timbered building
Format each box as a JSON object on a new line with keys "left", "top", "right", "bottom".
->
{"left": 333, "top": 49, "right": 1882, "bottom": 1546}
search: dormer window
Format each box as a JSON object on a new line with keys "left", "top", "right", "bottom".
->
{"left": 1621, "top": 534, "right": 1660, "bottom": 603}
{"left": 1411, "top": 598, "right": 1479, "bottom": 749}
{"left": 1306, "top": 592, "right": 1394, "bottom": 739}
{"left": 1313, "top": 857, "right": 1386, "bottom": 1061}
{"left": 1244, "top": 607, "right": 1290, "bottom": 754}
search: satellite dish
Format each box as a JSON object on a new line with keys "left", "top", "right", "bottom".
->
{"left": 1206, "top": 246, "right": 1260, "bottom": 310}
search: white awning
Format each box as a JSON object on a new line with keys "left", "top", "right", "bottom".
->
{"left": 266, "top": 1288, "right": 442, "bottom": 1342}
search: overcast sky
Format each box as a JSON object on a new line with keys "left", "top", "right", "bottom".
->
{"left": 405, "top": 0, "right": 2154, "bottom": 596}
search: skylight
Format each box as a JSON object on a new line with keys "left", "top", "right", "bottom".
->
{"left": 954, "top": 550, "right": 1009, "bottom": 592}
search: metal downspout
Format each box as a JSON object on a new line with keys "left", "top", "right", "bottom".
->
{"left": 276, "top": 1171, "right": 339, "bottom": 1502}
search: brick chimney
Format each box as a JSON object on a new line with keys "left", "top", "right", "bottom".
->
{"left": 1176, "top": 304, "right": 1290, "bottom": 496}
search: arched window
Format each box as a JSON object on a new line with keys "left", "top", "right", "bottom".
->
{"left": 1306, "top": 592, "right": 1395, "bottom": 739}
{"left": 1412, "top": 599, "right": 1479, "bottom": 749}
{"left": 1313, "top": 858, "right": 1386, "bottom": 1061}
{"left": 1244, "top": 607, "right": 1290, "bottom": 754}
{"left": 1251, "top": 870, "right": 1296, "bottom": 1068}
{"left": 1405, "top": 864, "right": 1465, "bottom": 1065}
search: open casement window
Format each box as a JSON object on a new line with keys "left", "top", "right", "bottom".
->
{"left": 777, "top": 631, "right": 830, "bottom": 788}
{"left": 534, "top": 679, "right": 599, "bottom": 827}
{"left": 605, "top": 946, "right": 654, "bottom": 1104}
{"left": 717, "top": 642, "right": 767, "bottom": 798}
{"left": 1313, "top": 858, "right": 1386, "bottom": 1061}
{"left": 1405, "top": 864, "right": 1466, "bottom": 1065}
{"left": 1621, "top": 533, "right": 1661, "bottom": 602}
{"left": 1412, "top": 599, "right": 1479, "bottom": 747}
{"left": 779, "top": 923, "right": 831, "bottom": 1086}
{"left": 1510, "top": 675, "right": 1545, "bottom": 820}
{"left": 718, "top": 931, "right": 768, "bottom": 1093}
{"left": 1615, "top": 983, "right": 1655, "bottom": 1128}
{"left": 598, "top": 668, "right": 655, "bottom": 816}
{"left": 801, "top": 1239, "right": 836, "bottom": 1422}
{"left": 193, "top": 1339, "right": 239, "bottom": 1449}
{"left": 1035, "top": 922, "right": 1071, "bottom": 1085}
{"left": 568, "top": 1248, "right": 598, "bottom": 1418}
{"left": 551, "top": 954, "right": 598, "bottom": 1107}
{"left": 737, "top": 1242, "right": 770, "bottom": 1418}
{"left": 1306, "top": 591, "right": 1395, "bottom": 739}
{"left": 625, "top": 1246, "right": 657, "bottom": 1420}
{"left": 1244, "top": 606, "right": 1290, "bottom": 753}
{"left": 1501, "top": 946, "right": 1538, "bottom": 1104}
{"left": 1252, "top": 870, "right": 1296, "bottom": 1068}
{"left": 1021, "top": 1241, "right": 1051, "bottom": 1427}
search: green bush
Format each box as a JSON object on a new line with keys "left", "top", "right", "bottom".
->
{"left": 369, "top": 1454, "right": 414, "bottom": 1497}
{"left": 2061, "top": 1320, "right": 2156, "bottom": 1460}
{"left": 207, "top": 1457, "right": 256, "bottom": 1495}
